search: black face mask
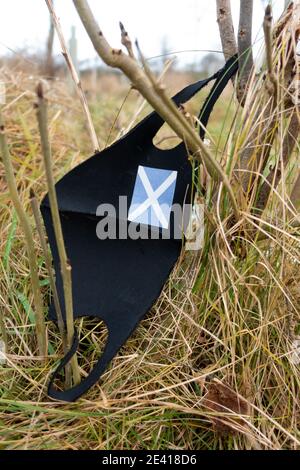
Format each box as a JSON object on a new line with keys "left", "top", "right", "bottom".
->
{"left": 41, "top": 56, "right": 238, "bottom": 402}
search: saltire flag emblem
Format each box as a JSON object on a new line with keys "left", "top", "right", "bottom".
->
{"left": 128, "top": 165, "right": 177, "bottom": 229}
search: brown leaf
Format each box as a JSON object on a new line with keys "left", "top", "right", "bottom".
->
{"left": 202, "top": 380, "right": 249, "bottom": 435}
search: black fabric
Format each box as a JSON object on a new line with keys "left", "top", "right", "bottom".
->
{"left": 41, "top": 55, "right": 238, "bottom": 402}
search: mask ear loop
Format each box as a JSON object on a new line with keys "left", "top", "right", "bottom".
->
{"left": 198, "top": 55, "right": 238, "bottom": 140}
{"left": 141, "top": 54, "right": 238, "bottom": 149}
{"left": 47, "top": 55, "right": 239, "bottom": 403}
{"left": 47, "top": 317, "right": 140, "bottom": 402}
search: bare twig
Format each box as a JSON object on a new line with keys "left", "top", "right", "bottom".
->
{"left": 255, "top": 4, "right": 300, "bottom": 211}
{"left": 0, "top": 110, "right": 47, "bottom": 358}
{"left": 123, "top": 57, "right": 175, "bottom": 136}
{"left": 45, "top": 0, "right": 100, "bottom": 153}
{"left": 274, "top": 2, "right": 294, "bottom": 38}
{"left": 285, "top": 0, "right": 293, "bottom": 9}
{"left": 135, "top": 39, "right": 204, "bottom": 155}
{"left": 237, "top": 0, "right": 254, "bottom": 105}
{"left": 291, "top": 170, "right": 300, "bottom": 210}
{"left": 263, "top": 5, "right": 278, "bottom": 98}
{"left": 36, "top": 82, "right": 80, "bottom": 386}
{"left": 236, "top": 4, "right": 288, "bottom": 199}
{"left": 45, "top": 13, "right": 55, "bottom": 78}
{"left": 30, "top": 191, "right": 72, "bottom": 387}
{"left": 216, "top": 0, "right": 237, "bottom": 61}
{"left": 30, "top": 193, "right": 64, "bottom": 339}
{"left": 72, "top": 0, "right": 240, "bottom": 220}
{"left": 119, "top": 22, "right": 134, "bottom": 59}
{"left": 256, "top": 110, "right": 300, "bottom": 211}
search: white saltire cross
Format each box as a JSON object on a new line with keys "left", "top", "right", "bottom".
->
{"left": 128, "top": 165, "right": 177, "bottom": 229}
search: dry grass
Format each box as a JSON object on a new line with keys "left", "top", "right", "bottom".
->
{"left": 0, "top": 60, "right": 299, "bottom": 450}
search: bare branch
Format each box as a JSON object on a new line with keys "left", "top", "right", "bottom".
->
{"left": 72, "top": 0, "right": 241, "bottom": 221}
{"left": 30, "top": 190, "right": 72, "bottom": 387}
{"left": 237, "top": 0, "right": 254, "bottom": 105}
{"left": 255, "top": 3, "right": 300, "bottom": 212}
{"left": 216, "top": 0, "right": 237, "bottom": 61}
{"left": 45, "top": 0, "right": 100, "bottom": 153}
{"left": 30, "top": 190, "right": 64, "bottom": 337}
{"left": 263, "top": 5, "right": 278, "bottom": 98}
{"left": 285, "top": 0, "right": 293, "bottom": 9}
{"left": 0, "top": 110, "right": 47, "bottom": 358}
{"left": 119, "top": 22, "right": 134, "bottom": 59}
{"left": 45, "top": 14, "right": 55, "bottom": 78}
{"left": 291, "top": 170, "right": 300, "bottom": 211}
{"left": 274, "top": 2, "right": 294, "bottom": 38}
{"left": 255, "top": 110, "right": 300, "bottom": 211}
{"left": 36, "top": 82, "right": 80, "bottom": 385}
{"left": 236, "top": 4, "right": 291, "bottom": 199}
{"left": 135, "top": 39, "right": 204, "bottom": 157}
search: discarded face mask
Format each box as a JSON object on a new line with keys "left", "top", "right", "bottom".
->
{"left": 41, "top": 55, "right": 238, "bottom": 402}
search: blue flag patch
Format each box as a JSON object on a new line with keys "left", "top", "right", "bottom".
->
{"left": 128, "top": 165, "right": 177, "bottom": 229}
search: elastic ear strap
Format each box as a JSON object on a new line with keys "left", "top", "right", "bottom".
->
{"left": 172, "top": 54, "right": 238, "bottom": 108}
{"left": 48, "top": 326, "right": 117, "bottom": 402}
{"left": 47, "top": 329, "right": 80, "bottom": 401}
{"left": 48, "top": 329, "right": 105, "bottom": 402}
{"left": 198, "top": 54, "right": 238, "bottom": 139}
{"left": 142, "top": 54, "right": 238, "bottom": 140}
